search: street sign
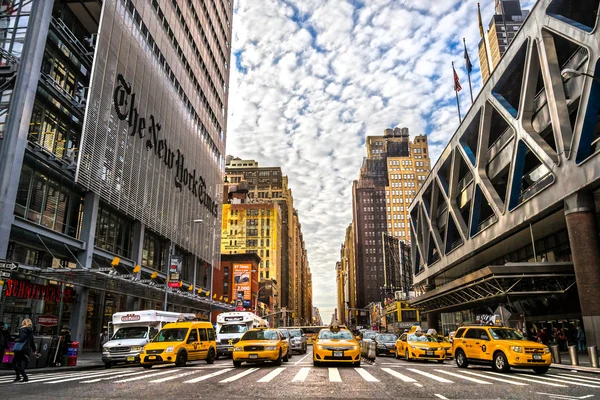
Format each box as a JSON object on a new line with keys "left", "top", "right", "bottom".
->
{"left": 0, "top": 261, "right": 18, "bottom": 271}
{"left": 0, "top": 272, "right": 10, "bottom": 278}
{"left": 37, "top": 315, "right": 59, "bottom": 327}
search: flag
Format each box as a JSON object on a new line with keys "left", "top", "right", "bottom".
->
{"left": 463, "top": 39, "right": 473, "bottom": 74}
{"left": 453, "top": 64, "right": 462, "bottom": 92}
{"left": 478, "top": 3, "right": 485, "bottom": 38}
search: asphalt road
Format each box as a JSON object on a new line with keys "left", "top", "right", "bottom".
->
{"left": 1, "top": 348, "right": 599, "bottom": 399}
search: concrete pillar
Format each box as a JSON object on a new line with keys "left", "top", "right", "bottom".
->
{"left": 426, "top": 311, "right": 441, "bottom": 332}
{"left": 77, "top": 192, "right": 100, "bottom": 269}
{"left": 125, "top": 296, "right": 135, "bottom": 310}
{"left": 70, "top": 287, "right": 89, "bottom": 345}
{"left": 565, "top": 191, "right": 600, "bottom": 347}
{"left": 131, "top": 221, "right": 145, "bottom": 267}
{"left": 0, "top": 1, "right": 53, "bottom": 258}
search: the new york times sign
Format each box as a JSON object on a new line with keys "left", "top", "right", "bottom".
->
{"left": 112, "top": 73, "right": 217, "bottom": 216}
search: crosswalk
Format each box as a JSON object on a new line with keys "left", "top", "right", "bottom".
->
{"left": 2, "top": 366, "right": 600, "bottom": 389}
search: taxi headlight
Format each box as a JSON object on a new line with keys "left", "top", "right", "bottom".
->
{"left": 165, "top": 346, "right": 175, "bottom": 353}
{"left": 130, "top": 345, "right": 142, "bottom": 351}
{"left": 510, "top": 346, "right": 523, "bottom": 353}
{"left": 265, "top": 346, "right": 277, "bottom": 351}
{"left": 352, "top": 345, "right": 359, "bottom": 351}
{"left": 545, "top": 347, "right": 550, "bottom": 354}
{"left": 233, "top": 347, "right": 243, "bottom": 352}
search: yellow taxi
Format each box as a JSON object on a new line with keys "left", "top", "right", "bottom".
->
{"left": 452, "top": 324, "right": 551, "bottom": 374}
{"left": 436, "top": 336, "right": 453, "bottom": 359}
{"left": 395, "top": 326, "right": 446, "bottom": 363}
{"left": 313, "top": 325, "right": 361, "bottom": 367}
{"left": 140, "top": 321, "right": 216, "bottom": 368}
{"left": 232, "top": 327, "right": 289, "bottom": 367}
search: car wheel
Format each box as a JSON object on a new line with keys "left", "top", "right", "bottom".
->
{"left": 104, "top": 362, "right": 112, "bottom": 369}
{"left": 405, "top": 349, "right": 410, "bottom": 362}
{"left": 274, "top": 350, "right": 283, "bottom": 366}
{"left": 142, "top": 364, "right": 152, "bottom": 369}
{"left": 533, "top": 366, "right": 549, "bottom": 374}
{"left": 283, "top": 350, "right": 289, "bottom": 362}
{"left": 492, "top": 352, "right": 510, "bottom": 373}
{"left": 354, "top": 361, "right": 361, "bottom": 367}
{"left": 395, "top": 349, "right": 400, "bottom": 359}
{"left": 455, "top": 349, "right": 468, "bottom": 368}
{"left": 233, "top": 360, "right": 242, "bottom": 367}
{"left": 206, "top": 348, "right": 215, "bottom": 364}
{"left": 175, "top": 351, "right": 187, "bottom": 367}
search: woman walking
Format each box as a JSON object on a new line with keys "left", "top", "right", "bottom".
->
{"left": 12, "top": 318, "right": 38, "bottom": 383}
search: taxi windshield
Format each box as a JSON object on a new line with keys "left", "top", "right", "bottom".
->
{"left": 489, "top": 328, "right": 524, "bottom": 340}
{"left": 318, "top": 330, "right": 354, "bottom": 340}
{"left": 112, "top": 327, "right": 148, "bottom": 340}
{"left": 153, "top": 328, "right": 188, "bottom": 342}
{"left": 408, "top": 334, "right": 437, "bottom": 343}
{"left": 219, "top": 324, "right": 248, "bottom": 334}
{"left": 375, "top": 334, "right": 397, "bottom": 342}
{"left": 241, "top": 330, "right": 279, "bottom": 341}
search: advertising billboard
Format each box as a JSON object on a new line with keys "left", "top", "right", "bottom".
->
{"left": 232, "top": 264, "right": 251, "bottom": 307}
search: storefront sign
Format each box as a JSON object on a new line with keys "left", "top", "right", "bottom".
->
{"left": 4, "top": 280, "right": 76, "bottom": 303}
{"left": 168, "top": 256, "right": 182, "bottom": 288}
{"left": 37, "top": 315, "right": 59, "bottom": 327}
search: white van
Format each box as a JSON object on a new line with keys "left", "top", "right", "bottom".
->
{"left": 216, "top": 311, "right": 267, "bottom": 358}
{"left": 102, "top": 310, "right": 195, "bottom": 368}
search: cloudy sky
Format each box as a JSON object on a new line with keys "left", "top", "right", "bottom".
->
{"left": 226, "top": 0, "right": 537, "bottom": 322}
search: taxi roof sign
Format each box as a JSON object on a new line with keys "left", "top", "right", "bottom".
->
{"left": 330, "top": 325, "right": 340, "bottom": 333}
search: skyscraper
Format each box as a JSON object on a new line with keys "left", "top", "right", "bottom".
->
{"left": 479, "top": 0, "right": 529, "bottom": 82}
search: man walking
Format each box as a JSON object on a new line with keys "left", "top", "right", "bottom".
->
{"left": 577, "top": 325, "right": 586, "bottom": 352}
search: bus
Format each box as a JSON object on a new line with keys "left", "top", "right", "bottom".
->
{"left": 385, "top": 301, "right": 420, "bottom": 333}
{"left": 296, "top": 326, "right": 327, "bottom": 345}
{"left": 216, "top": 311, "right": 268, "bottom": 357}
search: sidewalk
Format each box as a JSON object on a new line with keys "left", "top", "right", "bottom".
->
{"left": 551, "top": 350, "right": 600, "bottom": 374}
{"left": 0, "top": 352, "right": 104, "bottom": 376}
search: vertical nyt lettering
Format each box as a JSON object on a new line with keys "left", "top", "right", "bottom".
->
{"left": 112, "top": 73, "right": 218, "bottom": 217}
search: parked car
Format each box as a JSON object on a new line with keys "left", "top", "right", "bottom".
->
{"left": 287, "top": 328, "right": 308, "bottom": 354}
{"left": 277, "top": 328, "right": 293, "bottom": 360}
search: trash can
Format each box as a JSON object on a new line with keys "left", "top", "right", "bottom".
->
{"left": 66, "top": 342, "right": 79, "bottom": 367}
{"left": 36, "top": 336, "right": 53, "bottom": 368}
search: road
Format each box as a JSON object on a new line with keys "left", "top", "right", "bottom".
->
{"left": 2, "top": 348, "right": 599, "bottom": 399}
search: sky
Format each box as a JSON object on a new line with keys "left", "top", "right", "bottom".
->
{"left": 225, "top": 0, "right": 538, "bottom": 323}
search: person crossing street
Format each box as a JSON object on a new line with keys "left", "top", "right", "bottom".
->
{"left": 12, "top": 319, "right": 39, "bottom": 383}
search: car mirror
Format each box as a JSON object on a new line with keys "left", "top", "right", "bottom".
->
{"left": 481, "top": 335, "right": 490, "bottom": 341}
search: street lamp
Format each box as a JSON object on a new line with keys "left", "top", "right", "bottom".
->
{"left": 561, "top": 68, "right": 600, "bottom": 84}
{"left": 164, "top": 219, "right": 203, "bottom": 311}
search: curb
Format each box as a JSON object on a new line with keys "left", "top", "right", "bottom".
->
{"left": 551, "top": 363, "right": 600, "bottom": 374}
{"left": 0, "top": 363, "right": 104, "bottom": 377}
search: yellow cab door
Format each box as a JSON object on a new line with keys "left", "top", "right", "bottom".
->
{"left": 398, "top": 333, "right": 407, "bottom": 355}
{"left": 198, "top": 328, "right": 209, "bottom": 359}
{"left": 478, "top": 330, "right": 493, "bottom": 361}
{"left": 463, "top": 328, "right": 484, "bottom": 360}
{"left": 186, "top": 328, "right": 200, "bottom": 361}
{"left": 207, "top": 327, "right": 216, "bottom": 355}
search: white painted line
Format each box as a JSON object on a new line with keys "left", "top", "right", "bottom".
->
{"left": 292, "top": 367, "right": 311, "bottom": 382}
{"left": 434, "top": 369, "right": 492, "bottom": 384}
{"left": 184, "top": 368, "right": 232, "bottom": 383}
{"left": 113, "top": 369, "right": 180, "bottom": 383}
{"left": 461, "top": 370, "right": 528, "bottom": 385}
{"left": 536, "top": 393, "right": 594, "bottom": 400}
{"left": 257, "top": 368, "right": 285, "bottom": 383}
{"left": 355, "top": 368, "right": 379, "bottom": 382}
{"left": 434, "top": 395, "right": 449, "bottom": 400}
{"left": 219, "top": 368, "right": 259, "bottom": 383}
{"left": 9, "top": 371, "right": 97, "bottom": 384}
{"left": 381, "top": 367, "right": 417, "bottom": 383}
{"left": 484, "top": 372, "right": 566, "bottom": 387}
{"left": 407, "top": 368, "right": 453, "bottom": 383}
{"left": 149, "top": 371, "right": 200, "bottom": 383}
{"left": 40, "top": 370, "right": 127, "bottom": 384}
{"left": 328, "top": 368, "right": 342, "bottom": 382}
{"left": 556, "top": 373, "right": 600, "bottom": 382}
{"left": 414, "top": 382, "right": 423, "bottom": 387}
{"left": 294, "top": 352, "right": 312, "bottom": 366}
{"left": 81, "top": 370, "right": 150, "bottom": 383}
{"left": 517, "top": 373, "right": 600, "bottom": 388}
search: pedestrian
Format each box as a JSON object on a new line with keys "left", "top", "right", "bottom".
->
{"left": 0, "top": 321, "right": 9, "bottom": 362}
{"left": 12, "top": 318, "right": 39, "bottom": 383}
{"left": 100, "top": 330, "right": 110, "bottom": 347}
{"left": 577, "top": 326, "right": 586, "bottom": 352}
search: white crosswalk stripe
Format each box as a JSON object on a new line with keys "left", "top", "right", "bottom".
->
{"left": 81, "top": 370, "right": 151, "bottom": 383}
{"left": 113, "top": 369, "right": 181, "bottom": 383}
{"left": 13, "top": 371, "right": 104, "bottom": 385}
{"left": 43, "top": 370, "right": 135, "bottom": 384}
{"left": 406, "top": 368, "right": 453, "bottom": 383}
{"left": 434, "top": 369, "right": 492, "bottom": 384}
{"left": 219, "top": 368, "right": 259, "bottom": 383}
{"left": 184, "top": 368, "right": 232, "bottom": 383}
{"left": 149, "top": 371, "right": 200, "bottom": 383}
{"left": 355, "top": 368, "right": 379, "bottom": 382}
{"left": 292, "top": 367, "right": 311, "bottom": 382}
{"left": 381, "top": 367, "right": 417, "bottom": 382}
{"left": 460, "top": 370, "right": 528, "bottom": 385}
{"left": 328, "top": 368, "right": 342, "bottom": 382}
{"left": 516, "top": 373, "right": 600, "bottom": 388}
{"left": 483, "top": 372, "right": 566, "bottom": 387}
{"left": 553, "top": 373, "right": 600, "bottom": 383}
{"left": 0, "top": 371, "right": 83, "bottom": 384}
{"left": 257, "top": 368, "right": 285, "bottom": 383}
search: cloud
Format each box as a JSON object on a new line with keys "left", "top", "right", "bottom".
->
{"left": 227, "top": 0, "right": 536, "bottom": 315}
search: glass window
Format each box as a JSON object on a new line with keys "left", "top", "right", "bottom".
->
{"left": 208, "top": 328, "right": 215, "bottom": 341}
{"left": 241, "top": 330, "right": 279, "bottom": 341}
{"left": 199, "top": 328, "right": 207, "bottom": 341}
{"left": 113, "top": 327, "right": 148, "bottom": 340}
{"left": 153, "top": 328, "right": 188, "bottom": 342}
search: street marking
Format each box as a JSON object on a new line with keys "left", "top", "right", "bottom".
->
{"left": 381, "top": 367, "right": 416, "bottom": 382}
{"left": 547, "top": 374, "right": 600, "bottom": 385}
{"left": 113, "top": 369, "right": 180, "bottom": 383}
{"left": 556, "top": 373, "right": 600, "bottom": 382}
{"left": 219, "top": 368, "right": 259, "bottom": 383}
{"left": 41, "top": 370, "right": 127, "bottom": 384}
{"left": 355, "top": 368, "right": 379, "bottom": 382}
{"left": 81, "top": 370, "right": 150, "bottom": 383}
{"left": 414, "top": 383, "right": 423, "bottom": 387}
{"left": 292, "top": 367, "right": 311, "bottom": 382}
{"left": 460, "top": 370, "right": 528, "bottom": 385}
{"left": 536, "top": 393, "right": 594, "bottom": 399}
{"left": 434, "top": 395, "right": 449, "bottom": 400}
{"left": 185, "top": 368, "right": 232, "bottom": 383}
{"left": 328, "top": 368, "right": 342, "bottom": 382}
{"left": 257, "top": 368, "right": 285, "bottom": 383}
{"left": 518, "top": 373, "right": 600, "bottom": 388}
{"left": 407, "top": 368, "right": 453, "bottom": 383}
{"left": 294, "top": 352, "right": 312, "bottom": 366}
{"left": 434, "top": 369, "right": 492, "bottom": 384}
{"left": 149, "top": 371, "right": 200, "bottom": 383}
{"left": 484, "top": 372, "right": 566, "bottom": 387}
{"left": 5, "top": 371, "right": 94, "bottom": 384}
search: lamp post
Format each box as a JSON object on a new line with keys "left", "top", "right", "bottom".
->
{"left": 561, "top": 68, "right": 600, "bottom": 84}
{"left": 164, "top": 219, "right": 203, "bottom": 311}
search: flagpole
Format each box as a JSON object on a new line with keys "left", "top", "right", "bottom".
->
{"left": 463, "top": 37, "right": 474, "bottom": 104}
{"left": 453, "top": 62, "right": 462, "bottom": 124}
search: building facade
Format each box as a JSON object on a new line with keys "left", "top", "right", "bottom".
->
{"left": 479, "top": 0, "right": 528, "bottom": 82}
{"left": 0, "top": 0, "right": 233, "bottom": 349}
